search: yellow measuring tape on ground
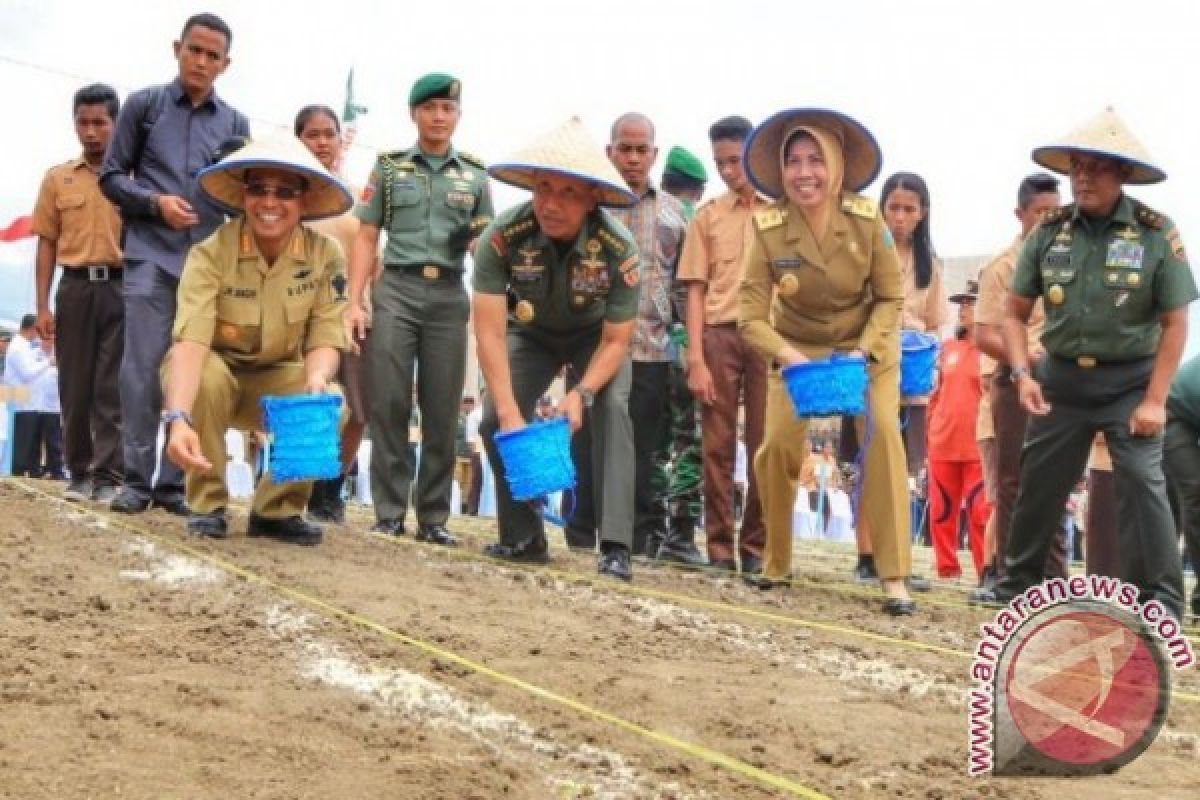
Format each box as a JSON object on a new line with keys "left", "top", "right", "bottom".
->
{"left": 8, "top": 479, "right": 830, "bottom": 800}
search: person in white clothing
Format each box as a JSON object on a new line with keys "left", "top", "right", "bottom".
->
{"left": 2, "top": 315, "right": 54, "bottom": 476}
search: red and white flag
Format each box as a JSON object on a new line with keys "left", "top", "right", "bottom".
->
{"left": 0, "top": 215, "right": 34, "bottom": 242}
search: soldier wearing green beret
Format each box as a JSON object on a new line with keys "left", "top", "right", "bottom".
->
{"left": 473, "top": 117, "right": 641, "bottom": 581}
{"left": 347, "top": 72, "right": 494, "bottom": 544}
{"left": 972, "top": 108, "right": 1196, "bottom": 620}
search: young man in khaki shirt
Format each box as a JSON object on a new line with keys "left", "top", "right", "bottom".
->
{"left": 31, "top": 84, "right": 125, "bottom": 503}
{"left": 676, "top": 116, "right": 769, "bottom": 574}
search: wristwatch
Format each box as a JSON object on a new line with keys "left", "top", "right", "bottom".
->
{"left": 1010, "top": 366, "right": 1031, "bottom": 382}
{"left": 162, "top": 409, "right": 193, "bottom": 428}
{"left": 574, "top": 386, "right": 596, "bottom": 409}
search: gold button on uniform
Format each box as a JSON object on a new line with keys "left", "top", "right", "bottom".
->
{"left": 515, "top": 299, "right": 535, "bottom": 322}
{"left": 1047, "top": 284, "right": 1065, "bottom": 305}
{"left": 422, "top": 265, "right": 439, "bottom": 280}
{"left": 778, "top": 273, "right": 799, "bottom": 296}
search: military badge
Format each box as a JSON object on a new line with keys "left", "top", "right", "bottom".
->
{"left": 1047, "top": 284, "right": 1065, "bottom": 305}
{"left": 293, "top": 269, "right": 313, "bottom": 280}
{"left": 1126, "top": 272, "right": 1141, "bottom": 287}
{"left": 1106, "top": 272, "right": 1120, "bottom": 284}
{"left": 1114, "top": 290, "right": 1130, "bottom": 307}
{"left": 515, "top": 300, "right": 535, "bottom": 322}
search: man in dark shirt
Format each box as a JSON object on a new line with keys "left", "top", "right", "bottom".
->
{"left": 100, "top": 12, "right": 250, "bottom": 514}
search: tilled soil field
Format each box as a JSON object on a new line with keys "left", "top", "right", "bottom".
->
{"left": 1, "top": 479, "right": 1196, "bottom": 799}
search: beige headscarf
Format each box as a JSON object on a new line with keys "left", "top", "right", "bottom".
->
{"left": 780, "top": 124, "right": 845, "bottom": 245}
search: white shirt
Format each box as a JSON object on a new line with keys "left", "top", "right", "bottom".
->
{"left": 1, "top": 334, "right": 51, "bottom": 411}
{"left": 31, "top": 364, "right": 60, "bottom": 413}
{"left": 466, "top": 407, "right": 483, "bottom": 449}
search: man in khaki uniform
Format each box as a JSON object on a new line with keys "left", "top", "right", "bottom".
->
{"left": 31, "top": 84, "right": 125, "bottom": 503}
{"left": 972, "top": 109, "right": 1196, "bottom": 619}
{"left": 162, "top": 138, "right": 352, "bottom": 545}
{"left": 973, "top": 172, "right": 1066, "bottom": 581}
{"left": 677, "top": 115, "right": 769, "bottom": 573}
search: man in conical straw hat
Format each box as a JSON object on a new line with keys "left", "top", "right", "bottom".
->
{"left": 971, "top": 107, "right": 1196, "bottom": 621}
{"left": 162, "top": 136, "right": 354, "bottom": 546}
{"left": 473, "top": 116, "right": 642, "bottom": 581}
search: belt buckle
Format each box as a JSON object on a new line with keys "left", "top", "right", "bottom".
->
{"left": 421, "top": 265, "right": 439, "bottom": 280}
{"left": 87, "top": 265, "right": 110, "bottom": 282}
{"left": 1077, "top": 356, "right": 1097, "bottom": 368}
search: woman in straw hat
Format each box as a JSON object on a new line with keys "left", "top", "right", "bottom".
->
{"left": 472, "top": 117, "right": 643, "bottom": 582}
{"left": 161, "top": 136, "right": 353, "bottom": 545}
{"left": 970, "top": 107, "right": 1195, "bottom": 620}
{"left": 738, "top": 108, "right": 916, "bottom": 615}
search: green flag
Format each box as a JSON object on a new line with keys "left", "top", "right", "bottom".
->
{"left": 343, "top": 69, "right": 368, "bottom": 124}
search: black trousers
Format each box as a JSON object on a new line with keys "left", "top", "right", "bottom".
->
{"left": 11, "top": 411, "right": 42, "bottom": 476}
{"left": 998, "top": 356, "right": 1184, "bottom": 619}
{"left": 1163, "top": 415, "right": 1200, "bottom": 611}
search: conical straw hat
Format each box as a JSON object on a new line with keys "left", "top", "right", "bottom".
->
{"left": 744, "top": 108, "right": 882, "bottom": 198}
{"left": 1032, "top": 107, "right": 1165, "bottom": 185}
{"left": 488, "top": 117, "right": 637, "bottom": 208}
{"left": 198, "top": 135, "right": 354, "bottom": 221}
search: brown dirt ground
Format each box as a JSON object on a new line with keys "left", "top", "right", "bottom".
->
{"left": 1, "top": 479, "right": 1196, "bottom": 799}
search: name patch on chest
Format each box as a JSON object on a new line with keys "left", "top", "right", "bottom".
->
{"left": 222, "top": 287, "right": 257, "bottom": 299}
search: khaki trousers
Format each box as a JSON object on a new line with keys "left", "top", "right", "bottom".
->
{"left": 756, "top": 359, "right": 911, "bottom": 581}
{"left": 165, "top": 352, "right": 317, "bottom": 518}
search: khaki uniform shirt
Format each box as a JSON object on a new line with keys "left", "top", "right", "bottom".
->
{"left": 900, "top": 252, "right": 947, "bottom": 333}
{"left": 676, "top": 190, "right": 770, "bottom": 325}
{"left": 739, "top": 193, "right": 904, "bottom": 365}
{"left": 977, "top": 234, "right": 1047, "bottom": 364}
{"left": 355, "top": 145, "right": 493, "bottom": 270}
{"left": 174, "top": 219, "right": 348, "bottom": 368}
{"left": 473, "top": 202, "right": 640, "bottom": 332}
{"left": 30, "top": 157, "right": 122, "bottom": 267}
{"left": 1012, "top": 195, "right": 1196, "bottom": 361}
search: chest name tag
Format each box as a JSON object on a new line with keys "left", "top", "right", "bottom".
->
{"left": 772, "top": 258, "right": 804, "bottom": 269}
{"left": 1106, "top": 239, "right": 1145, "bottom": 270}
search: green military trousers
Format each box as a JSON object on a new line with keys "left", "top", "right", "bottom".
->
{"left": 480, "top": 325, "right": 634, "bottom": 549}
{"left": 999, "top": 355, "right": 1185, "bottom": 619}
{"left": 366, "top": 269, "right": 469, "bottom": 525}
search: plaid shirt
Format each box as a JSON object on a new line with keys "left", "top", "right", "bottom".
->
{"left": 610, "top": 186, "right": 687, "bottom": 362}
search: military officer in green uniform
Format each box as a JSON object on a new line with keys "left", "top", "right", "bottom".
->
{"left": 347, "top": 73, "right": 494, "bottom": 544}
{"left": 473, "top": 117, "right": 641, "bottom": 581}
{"left": 162, "top": 137, "right": 353, "bottom": 544}
{"left": 971, "top": 108, "right": 1196, "bottom": 620}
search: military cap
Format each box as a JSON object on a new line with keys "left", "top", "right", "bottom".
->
{"left": 1032, "top": 106, "right": 1165, "bottom": 185}
{"left": 409, "top": 73, "right": 461, "bottom": 107}
{"left": 744, "top": 107, "right": 882, "bottom": 198}
{"left": 663, "top": 145, "right": 708, "bottom": 184}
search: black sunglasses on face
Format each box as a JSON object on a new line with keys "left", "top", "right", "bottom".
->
{"left": 244, "top": 183, "right": 306, "bottom": 200}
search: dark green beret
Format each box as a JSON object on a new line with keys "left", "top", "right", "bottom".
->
{"left": 409, "top": 72, "right": 461, "bottom": 107}
{"left": 664, "top": 145, "right": 708, "bottom": 183}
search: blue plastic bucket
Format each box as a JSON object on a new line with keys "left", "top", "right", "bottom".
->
{"left": 900, "top": 331, "right": 939, "bottom": 397}
{"left": 260, "top": 393, "right": 343, "bottom": 482}
{"left": 782, "top": 354, "right": 868, "bottom": 418}
{"left": 493, "top": 417, "right": 576, "bottom": 501}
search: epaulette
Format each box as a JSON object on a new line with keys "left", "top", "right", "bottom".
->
{"left": 1039, "top": 204, "right": 1075, "bottom": 227}
{"left": 458, "top": 150, "right": 486, "bottom": 169}
{"left": 753, "top": 206, "right": 786, "bottom": 231}
{"left": 1133, "top": 200, "right": 1165, "bottom": 231}
{"left": 841, "top": 192, "right": 877, "bottom": 219}
{"left": 594, "top": 212, "right": 630, "bottom": 257}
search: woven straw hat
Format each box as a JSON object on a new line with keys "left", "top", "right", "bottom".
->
{"left": 1032, "top": 107, "right": 1165, "bottom": 185}
{"left": 744, "top": 108, "right": 882, "bottom": 198}
{"left": 488, "top": 117, "right": 637, "bottom": 208}
{"left": 198, "top": 136, "right": 354, "bottom": 221}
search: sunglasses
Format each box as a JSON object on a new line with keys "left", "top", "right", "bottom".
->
{"left": 244, "top": 182, "right": 306, "bottom": 200}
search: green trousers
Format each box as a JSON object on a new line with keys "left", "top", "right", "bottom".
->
{"left": 998, "top": 356, "right": 1184, "bottom": 619}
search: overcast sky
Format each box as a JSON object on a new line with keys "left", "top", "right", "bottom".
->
{"left": 2, "top": 0, "right": 1199, "bottom": 349}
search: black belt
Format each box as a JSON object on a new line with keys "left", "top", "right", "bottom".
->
{"left": 390, "top": 264, "right": 461, "bottom": 283}
{"left": 61, "top": 265, "right": 122, "bottom": 282}
{"left": 1050, "top": 354, "right": 1153, "bottom": 370}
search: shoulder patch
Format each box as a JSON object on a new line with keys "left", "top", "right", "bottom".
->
{"left": 1039, "top": 204, "right": 1074, "bottom": 227}
{"left": 754, "top": 208, "right": 785, "bottom": 231}
{"left": 1133, "top": 201, "right": 1165, "bottom": 231}
{"left": 458, "top": 150, "right": 486, "bottom": 169}
{"left": 1166, "top": 225, "right": 1188, "bottom": 263}
{"left": 841, "top": 193, "right": 877, "bottom": 219}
